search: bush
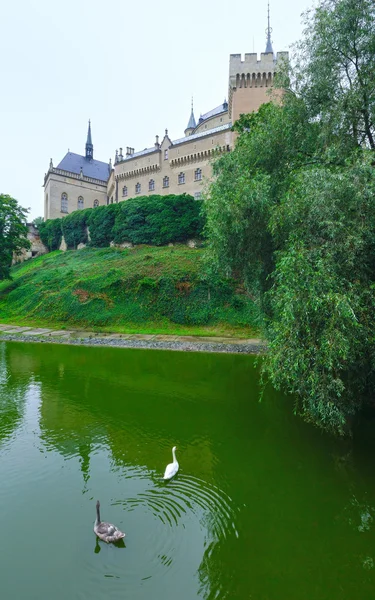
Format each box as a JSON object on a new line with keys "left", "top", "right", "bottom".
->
{"left": 61, "top": 208, "right": 91, "bottom": 249}
{"left": 39, "top": 219, "right": 63, "bottom": 251}
{"left": 112, "top": 194, "right": 204, "bottom": 245}
{"left": 88, "top": 203, "right": 119, "bottom": 247}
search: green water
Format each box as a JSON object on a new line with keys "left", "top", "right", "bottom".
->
{"left": 0, "top": 342, "right": 374, "bottom": 599}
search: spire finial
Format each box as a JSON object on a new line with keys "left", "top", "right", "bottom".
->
{"left": 185, "top": 98, "right": 196, "bottom": 134}
{"left": 265, "top": 2, "right": 274, "bottom": 55}
{"left": 85, "top": 120, "right": 93, "bottom": 160}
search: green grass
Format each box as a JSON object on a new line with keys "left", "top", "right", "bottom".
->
{"left": 0, "top": 246, "right": 260, "bottom": 338}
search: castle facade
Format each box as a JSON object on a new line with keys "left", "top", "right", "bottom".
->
{"left": 43, "top": 14, "right": 287, "bottom": 221}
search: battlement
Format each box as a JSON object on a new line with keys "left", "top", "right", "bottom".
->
{"left": 229, "top": 51, "right": 288, "bottom": 74}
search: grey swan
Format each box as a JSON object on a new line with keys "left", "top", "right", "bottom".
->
{"left": 94, "top": 500, "right": 126, "bottom": 543}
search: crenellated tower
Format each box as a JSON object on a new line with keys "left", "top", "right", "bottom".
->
{"left": 228, "top": 4, "right": 288, "bottom": 123}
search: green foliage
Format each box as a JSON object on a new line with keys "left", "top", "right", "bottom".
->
{"left": 112, "top": 194, "right": 204, "bottom": 246}
{"left": 0, "top": 194, "right": 30, "bottom": 280}
{"left": 265, "top": 160, "right": 375, "bottom": 434}
{"left": 204, "top": 0, "right": 375, "bottom": 434}
{"left": 61, "top": 208, "right": 91, "bottom": 249}
{"left": 88, "top": 203, "right": 119, "bottom": 247}
{"left": 32, "top": 216, "right": 44, "bottom": 229}
{"left": 0, "top": 247, "right": 259, "bottom": 333}
{"left": 291, "top": 0, "right": 375, "bottom": 150}
{"left": 39, "top": 219, "right": 62, "bottom": 251}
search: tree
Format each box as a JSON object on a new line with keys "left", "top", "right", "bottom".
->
{"left": 291, "top": 0, "right": 375, "bottom": 150}
{"left": 32, "top": 216, "right": 44, "bottom": 229}
{"left": 204, "top": 0, "right": 375, "bottom": 434}
{"left": 0, "top": 194, "right": 30, "bottom": 280}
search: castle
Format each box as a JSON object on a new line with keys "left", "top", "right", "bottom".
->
{"left": 43, "top": 9, "right": 287, "bottom": 221}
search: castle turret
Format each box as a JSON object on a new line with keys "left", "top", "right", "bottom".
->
{"left": 85, "top": 120, "right": 93, "bottom": 160}
{"left": 228, "top": 4, "right": 288, "bottom": 123}
{"left": 184, "top": 98, "right": 196, "bottom": 136}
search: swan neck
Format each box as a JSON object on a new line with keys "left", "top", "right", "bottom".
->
{"left": 172, "top": 448, "right": 177, "bottom": 462}
{"left": 96, "top": 505, "right": 101, "bottom": 524}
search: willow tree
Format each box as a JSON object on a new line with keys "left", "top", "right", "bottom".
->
{"left": 204, "top": 0, "right": 375, "bottom": 434}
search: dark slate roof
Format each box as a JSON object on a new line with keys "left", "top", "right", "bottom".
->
{"left": 200, "top": 103, "right": 228, "bottom": 121}
{"left": 57, "top": 152, "right": 109, "bottom": 182}
{"left": 173, "top": 122, "right": 232, "bottom": 146}
{"left": 186, "top": 108, "right": 196, "bottom": 130}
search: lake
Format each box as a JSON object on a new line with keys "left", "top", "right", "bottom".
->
{"left": 0, "top": 341, "right": 374, "bottom": 599}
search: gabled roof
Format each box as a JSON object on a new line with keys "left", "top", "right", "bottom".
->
{"left": 57, "top": 152, "right": 110, "bottom": 182}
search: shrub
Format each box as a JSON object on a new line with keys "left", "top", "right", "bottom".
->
{"left": 61, "top": 208, "right": 91, "bottom": 249}
{"left": 112, "top": 194, "right": 204, "bottom": 245}
{"left": 88, "top": 203, "right": 119, "bottom": 247}
{"left": 39, "top": 219, "right": 62, "bottom": 251}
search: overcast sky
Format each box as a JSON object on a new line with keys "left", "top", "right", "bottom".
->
{"left": 0, "top": 0, "right": 313, "bottom": 220}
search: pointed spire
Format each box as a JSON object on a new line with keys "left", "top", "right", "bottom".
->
{"left": 185, "top": 97, "right": 196, "bottom": 135}
{"left": 265, "top": 2, "right": 274, "bottom": 55}
{"left": 85, "top": 120, "right": 94, "bottom": 160}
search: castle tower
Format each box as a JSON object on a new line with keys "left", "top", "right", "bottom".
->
{"left": 184, "top": 98, "right": 197, "bottom": 137}
{"left": 85, "top": 120, "right": 93, "bottom": 160}
{"left": 228, "top": 4, "right": 288, "bottom": 123}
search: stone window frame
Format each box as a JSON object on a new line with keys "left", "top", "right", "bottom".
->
{"left": 77, "top": 196, "right": 84, "bottom": 210}
{"left": 164, "top": 149, "right": 169, "bottom": 160}
{"left": 93, "top": 199, "right": 99, "bottom": 207}
{"left": 61, "top": 192, "right": 68, "bottom": 213}
{"left": 149, "top": 179, "right": 155, "bottom": 192}
{"left": 122, "top": 185, "right": 128, "bottom": 197}
{"left": 163, "top": 176, "right": 169, "bottom": 188}
{"left": 194, "top": 168, "right": 202, "bottom": 181}
{"left": 135, "top": 182, "right": 141, "bottom": 194}
{"left": 178, "top": 172, "right": 185, "bottom": 185}
{"left": 194, "top": 192, "right": 202, "bottom": 200}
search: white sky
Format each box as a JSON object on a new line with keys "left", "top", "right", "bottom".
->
{"left": 0, "top": 0, "right": 313, "bottom": 220}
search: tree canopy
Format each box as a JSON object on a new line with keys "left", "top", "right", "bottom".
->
{"left": 0, "top": 194, "right": 30, "bottom": 280}
{"left": 204, "top": 0, "right": 375, "bottom": 435}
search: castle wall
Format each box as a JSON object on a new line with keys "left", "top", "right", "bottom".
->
{"left": 114, "top": 126, "right": 232, "bottom": 202}
{"left": 44, "top": 171, "right": 107, "bottom": 220}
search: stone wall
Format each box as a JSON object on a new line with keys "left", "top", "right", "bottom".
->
{"left": 12, "top": 224, "right": 49, "bottom": 265}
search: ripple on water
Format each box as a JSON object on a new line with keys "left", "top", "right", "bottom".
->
{"left": 109, "top": 471, "right": 239, "bottom": 585}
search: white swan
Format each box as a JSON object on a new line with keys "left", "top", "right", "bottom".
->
{"left": 163, "top": 446, "right": 179, "bottom": 480}
{"left": 94, "top": 500, "right": 126, "bottom": 543}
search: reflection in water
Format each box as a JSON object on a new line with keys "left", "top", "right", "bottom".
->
{"left": 0, "top": 343, "right": 28, "bottom": 446}
{"left": 1, "top": 341, "right": 375, "bottom": 600}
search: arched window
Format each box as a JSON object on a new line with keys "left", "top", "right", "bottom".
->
{"left": 135, "top": 182, "right": 141, "bottom": 194}
{"left": 78, "top": 196, "right": 84, "bottom": 210}
{"left": 149, "top": 179, "right": 155, "bottom": 191}
{"left": 122, "top": 185, "right": 128, "bottom": 197}
{"left": 163, "top": 176, "right": 169, "bottom": 188}
{"left": 164, "top": 149, "right": 169, "bottom": 160}
{"left": 93, "top": 199, "right": 99, "bottom": 207}
{"left": 178, "top": 172, "right": 185, "bottom": 185}
{"left": 61, "top": 193, "right": 68, "bottom": 213}
{"left": 195, "top": 168, "right": 202, "bottom": 181}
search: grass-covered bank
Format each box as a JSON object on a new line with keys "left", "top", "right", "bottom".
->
{"left": 0, "top": 246, "right": 259, "bottom": 337}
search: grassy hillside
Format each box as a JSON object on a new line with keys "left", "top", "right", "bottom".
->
{"left": 0, "top": 246, "right": 260, "bottom": 337}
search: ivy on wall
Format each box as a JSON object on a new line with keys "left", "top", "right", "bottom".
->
{"left": 39, "top": 194, "right": 204, "bottom": 251}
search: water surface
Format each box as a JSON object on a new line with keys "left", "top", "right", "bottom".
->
{"left": 0, "top": 341, "right": 374, "bottom": 599}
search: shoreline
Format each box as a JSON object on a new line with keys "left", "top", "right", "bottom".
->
{"left": 0, "top": 328, "right": 265, "bottom": 355}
